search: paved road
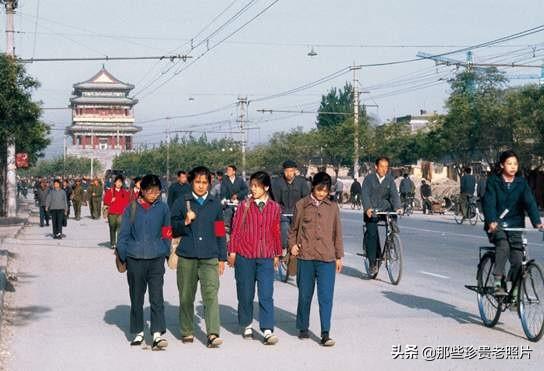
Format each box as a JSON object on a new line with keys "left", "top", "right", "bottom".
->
{"left": 1, "top": 206, "right": 543, "bottom": 371}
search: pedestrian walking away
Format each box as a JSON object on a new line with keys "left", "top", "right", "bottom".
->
{"left": 171, "top": 166, "right": 227, "bottom": 348}
{"left": 37, "top": 179, "right": 50, "bottom": 227}
{"left": 116, "top": 174, "right": 172, "bottom": 351}
{"left": 46, "top": 179, "right": 68, "bottom": 239}
{"left": 103, "top": 175, "right": 131, "bottom": 250}
{"left": 288, "top": 172, "right": 344, "bottom": 347}
{"left": 89, "top": 177, "right": 104, "bottom": 219}
{"left": 228, "top": 171, "right": 282, "bottom": 345}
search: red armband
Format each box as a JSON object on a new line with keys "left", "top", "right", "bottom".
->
{"left": 162, "top": 226, "right": 173, "bottom": 239}
{"left": 214, "top": 221, "right": 226, "bottom": 237}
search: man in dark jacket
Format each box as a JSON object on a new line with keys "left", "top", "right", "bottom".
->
{"left": 460, "top": 167, "right": 476, "bottom": 218}
{"left": 220, "top": 164, "right": 248, "bottom": 233}
{"left": 399, "top": 174, "right": 415, "bottom": 212}
{"left": 37, "top": 179, "right": 50, "bottom": 227}
{"left": 167, "top": 170, "right": 191, "bottom": 209}
{"left": 362, "top": 157, "right": 402, "bottom": 274}
{"left": 350, "top": 178, "right": 362, "bottom": 205}
{"left": 271, "top": 160, "right": 310, "bottom": 248}
{"left": 420, "top": 179, "right": 433, "bottom": 214}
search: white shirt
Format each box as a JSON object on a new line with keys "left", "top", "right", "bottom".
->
{"left": 192, "top": 192, "right": 208, "bottom": 201}
{"left": 377, "top": 174, "right": 386, "bottom": 184}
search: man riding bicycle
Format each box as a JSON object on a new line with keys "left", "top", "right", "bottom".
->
{"left": 271, "top": 160, "right": 310, "bottom": 249}
{"left": 362, "top": 157, "right": 402, "bottom": 275}
{"left": 399, "top": 173, "right": 415, "bottom": 213}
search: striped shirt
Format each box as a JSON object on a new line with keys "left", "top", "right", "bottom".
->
{"left": 228, "top": 198, "right": 282, "bottom": 259}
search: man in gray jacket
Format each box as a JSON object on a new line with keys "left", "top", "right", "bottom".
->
{"left": 362, "top": 157, "right": 402, "bottom": 274}
{"left": 46, "top": 179, "right": 68, "bottom": 239}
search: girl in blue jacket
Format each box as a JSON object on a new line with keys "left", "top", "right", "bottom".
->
{"left": 483, "top": 150, "right": 543, "bottom": 296}
{"left": 117, "top": 174, "right": 172, "bottom": 350}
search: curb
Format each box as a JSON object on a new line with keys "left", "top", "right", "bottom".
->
{"left": 0, "top": 200, "right": 34, "bottom": 331}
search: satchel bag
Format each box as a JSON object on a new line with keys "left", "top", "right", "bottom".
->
{"left": 168, "top": 200, "right": 190, "bottom": 270}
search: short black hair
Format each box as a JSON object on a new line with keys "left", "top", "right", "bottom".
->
{"left": 140, "top": 174, "right": 162, "bottom": 191}
{"left": 189, "top": 166, "right": 212, "bottom": 184}
{"left": 375, "top": 156, "right": 390, "bottom": 166}
{"left": 216, "top": 170, "right": 224, "bottom": 177}
{"left": 177, "top": 170, "right": 186, "bottom": 177}
{"left": 227, "top": 164, "right": 237, "bottom": 172}
{"left": 282, "top": 160, "right": 297, "bottom": 169}
{"left": 114, "top": 175, "right": 124, "bottom": 183}
{"left": 133, "top": 176, "right": 142, "bottom": 183}
{"left": 403, "top": 173, "right": 409, "bottom": 178}
{"left": 464, "top": 167, "right": 472, "bottom": 174}
{"left": 53, "top": 179, "right": 61, "bottom": 185}
{"left": 311, "top": 172, "right": 332, "bottom": 191}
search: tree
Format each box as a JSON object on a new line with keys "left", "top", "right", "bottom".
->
{"left": 21, "top": 156, "right": 102, "bottom": 178}
{"left": 0, "top": 55, "right": 50, "bottom": 215}
{"left": 316, "top": 82, "right": 354, "bottom": 129}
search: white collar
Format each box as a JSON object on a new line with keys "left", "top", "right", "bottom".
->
{"left": 193, "top": 192, "right": 208, "bottom": 201}
{"left": 229, "top": 175, "right": 236, "bottom": 183}
{"left": 376, "top": 174, "right": 386, "bottom": 183}
{"left": 254, "top": 196, "right": 268, "bottom": 205}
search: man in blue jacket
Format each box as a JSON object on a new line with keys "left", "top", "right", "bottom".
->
{"left": 171, "top": 166, "right": 227, "bottom": 348}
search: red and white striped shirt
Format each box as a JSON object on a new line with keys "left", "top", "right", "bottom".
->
{"left": 228, "top": 198, "right": 282, "bottom": 259}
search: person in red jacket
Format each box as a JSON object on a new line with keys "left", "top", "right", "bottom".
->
{"left": 104, "top": 175, "right": 131, "bottom": 249}
{"left": 227, "top": 171, "right": 282, "bottom": 345}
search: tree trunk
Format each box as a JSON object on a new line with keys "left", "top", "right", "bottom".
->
{"left": 0, "top": 140, "right": 7, "bottom": 217}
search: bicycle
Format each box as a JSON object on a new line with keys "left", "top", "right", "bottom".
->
{"left": 465, "top": 227, "right": 544, "bottom": 342}
{"left": 277, "top": 213, "right": 295, "bottom": 283}
{"left": 454, "top": 195, "right": 479, "bottom": 225}
{"left": 350, "top": 193, "right": 362, "bottom": 210}
{"left": 402, "top": 195, "right": 415, "bottom": 216}
{"left": 358, "top": 211, "right": 404, "bottom": 285}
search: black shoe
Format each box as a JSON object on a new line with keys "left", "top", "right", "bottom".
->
{"left": 207, "top": 334, "right": 223, "bottom": 348}
{"left": 130, "top": 333, "right": 144, "bottom": 346}
{"left": 321, "top": 333, "right": 335, "bottom": 347}
{"left": 298, "top": 330, "right": 310, "bottom": 339}
{"left": 152, "top": 337, "right": 168, "bottom": 351}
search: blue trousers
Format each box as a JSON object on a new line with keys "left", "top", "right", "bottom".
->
{"left": 39, "top": 206, "right": 49, "bottom": 226}
{"left": 234, "top": 255, "right": 275, "bottom": 332}
{"left": 296, "top": 259, "right": 336, "bottom": 335}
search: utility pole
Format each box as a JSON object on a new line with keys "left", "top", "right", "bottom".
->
{"left": 351, "top": 64, "right": 362, "bottom": 178}
{"left": 237, "top": 97, "right": 248, "bottom": 179}
{"left": 3, "top": 0, "right": 18, "bottom": 217}
{"left": 90, "top": 129, "right": 94, "bottom": 179}
{"left": 63, "top": 135, "right": 67, "bottom": 177}
{"left": 166, "top": 127, "right": 170, "bottom": 184}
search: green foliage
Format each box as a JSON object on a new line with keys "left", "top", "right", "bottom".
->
{"left": 0, "top": 55, "right": 50, "bottom": 164}
{"left": 21, "top": 156, "right": 102, "bottom": 177}
{"left": 316, "top": 82, "right": 355, "bottom": 129}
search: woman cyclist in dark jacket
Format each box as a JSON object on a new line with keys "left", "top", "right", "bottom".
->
{"left": 482, "top": 150, "right": 543, "bottom": 296}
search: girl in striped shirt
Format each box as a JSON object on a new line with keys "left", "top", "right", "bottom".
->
{"left": 227, "top": 171, "right": 282, "bottom": 345}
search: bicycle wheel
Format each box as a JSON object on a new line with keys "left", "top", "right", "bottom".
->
{"left": 519, "top": 261, "right": 544, "bottom": 342}
{"left": 385, "top": 233, "right": 403, "bottom": 285}
{"left": 277, "top": 250, "right": 290, "bottom": 282}
{"left": 477, "top": 253, "right": 502, "bottom": 327}
{"left": 454, "top": 203, "right": 464, "bottom": 224}
{"left": 469, "top": 205, "right": 478, "bottom": 226}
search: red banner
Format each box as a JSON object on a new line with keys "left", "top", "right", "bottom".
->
{"left": 16, "top": 153, "right": 29, "bottom": 168}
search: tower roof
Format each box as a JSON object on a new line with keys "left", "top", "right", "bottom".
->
{"left": 73, "top": 66, "right": 134, "bottom": 91}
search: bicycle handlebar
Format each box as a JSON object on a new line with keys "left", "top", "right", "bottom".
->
{"left": 281, "top": 213, "right": 293, "bottom": 217}
{"left": 502, "top": 227, "right": 544, "bottom": 233}
{"left": 374, "top": 211, "right": 400, "bottom": 216}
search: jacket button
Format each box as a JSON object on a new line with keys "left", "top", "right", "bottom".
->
{"left": 199, "top": 237, "right": 203, "bottom": 241}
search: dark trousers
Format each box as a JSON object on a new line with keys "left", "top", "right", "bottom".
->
{"left": 364, "top": 214, "right": 384, "bottom": 266}
{"left": 280, "top": 215, "right": 293, "bottom": 249}
{"left": 73, "top": 200, "right": 82, "bottom": 220}
{"left": 422, "top": 197, "right": 432, "bottom": 214}
{"left": 490, "top": 230, "right": 523, "bottom": 281}
{"left": 90, "top": 197, "right": 102, "bottom": 219}
{"left": 234, "top": 255, "right": 275, "bottom": 331}
{"left": 296, "top": 259, "right": 336, "bottom": 335}
{"left": 50, "top": 209, "right": 64, "bottom": 236}
{"left": 126, "top": 256, "right": 166, "bottom": 334}
{"left": 39, "top": 206, "right": 49, "bottom": 226}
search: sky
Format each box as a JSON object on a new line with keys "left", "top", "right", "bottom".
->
{"left": 2, "top": 0, "right": 544, "bottom": 158}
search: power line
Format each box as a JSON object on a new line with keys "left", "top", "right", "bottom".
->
{"left": 16, "top": 54, "right": 192, "bottom": 63}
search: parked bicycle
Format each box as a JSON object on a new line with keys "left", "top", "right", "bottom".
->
{"left": 465, "top": 227, "right": 544, "bottom": 342}
{"left": 358, "top": 211, "right": 403, "bottom": 285}
{"left": 350, "top": 193, "right": 362, "bottom": 210}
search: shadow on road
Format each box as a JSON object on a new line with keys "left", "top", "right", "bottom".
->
{"left": 340, "top": 265, "right": 363, "bottom": 279}
{"left": 2, "top": 305, "right": 51, "bottom": 327}
{"left": 381, "top": 290, "right": 481, "bottom": 325}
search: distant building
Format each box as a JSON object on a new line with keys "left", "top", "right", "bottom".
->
{"left": 65, "top": 66, "right": 141, "bottom": 171}
{"left": 394, "top": 110, "right": 437, "bottom": 134}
